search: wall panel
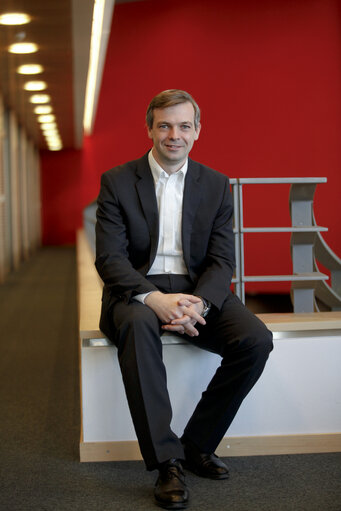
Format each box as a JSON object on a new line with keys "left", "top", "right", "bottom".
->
{"left": 0, "top": 97, "right": 5, "bottom": 282}
{"left": 0, "top": 100, "right": 41, "bottom": 281}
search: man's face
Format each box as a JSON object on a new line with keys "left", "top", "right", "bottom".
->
{"left": 147, "top": 101, "right": 201, "bottom": 172}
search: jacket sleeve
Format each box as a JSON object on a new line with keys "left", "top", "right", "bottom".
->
{"left": 192, "top": 179, "right": 235, "bottom": 310}
{"left": 95, "top": 171, "right": 158, "bottom": 302}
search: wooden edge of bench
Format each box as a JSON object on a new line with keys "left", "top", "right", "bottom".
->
{"left": 257, "top": 312, "right": 341, "bottom": 331}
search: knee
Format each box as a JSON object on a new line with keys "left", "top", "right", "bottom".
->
{"left": 261, "top": 326, "right": 274, "bottom": 354}
{"left": 116, "top": 303, "right": 160, "bottom": 334}
{"left": 114, "top": 304, "right": 161, "bottom": 365}
{"left": 249, "top": 324, "right": 273, "bottom": 360}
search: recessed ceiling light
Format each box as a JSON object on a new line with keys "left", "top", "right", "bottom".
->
{"left": 47, "top": 139, "right": 62, "bottom": 148}
{"left": 44, "top": 130, "right": 60, "bottom": 137}
{"left": 24, "top": 81, "right": 47, "bottom": 91}
{"left": 44, "top": 132, "right": 61, "bottom": 139}
{"left": 0, "top": 13, "right": 31, "bottom": 25}
{"left": 40, "top": 122, "right": 57, "bottom": 130}
{"left": 40, "top": 122, "right": 58, "bottom": 133}
{"left": 9, "top": 42, "right": 38, "bottom": 54}
{"left": 29, "top": 94, "right": 51, "bottom": 104}
{"left": 37, "top": 114, "right": 55, "bottom": 123}
{"left": 34, "top": 105, "right": 53, "bottom": 115}
{"left": 17, "top": 64, "right": 43, "bottom": 75}
{"left": 43, "top": 130, "right": 59, "bottom": 138}
{"left": 46, "top": 140, "right": 62, "bottom": 148}
{"left": 41, "top": 123, "right": 57, "bottom": 130}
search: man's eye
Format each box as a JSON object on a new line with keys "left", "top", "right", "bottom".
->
{"left": 181, "top": 125, "right": 191, "bottom": 130}
{"left": 159, "top": 124, "right": 169, "bottom": 129}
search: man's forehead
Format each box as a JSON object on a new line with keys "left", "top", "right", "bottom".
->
{"left": 153, "top": 102, "right": 195, "bottom": 123}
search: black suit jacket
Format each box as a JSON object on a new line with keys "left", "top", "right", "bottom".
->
{"left": 95, "top": 153, "right": 235, "bottom": 339}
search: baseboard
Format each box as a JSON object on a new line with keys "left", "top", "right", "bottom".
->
{"left": 80, "top": 439, "right": 142, "bottom": 462}
{"left": 215, "top": 433, "right": 341, "bottom": 457}
{"left": 79, "top": 433, "right": 341, "bottom": 462}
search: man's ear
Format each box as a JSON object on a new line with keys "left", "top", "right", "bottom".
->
{"left": 194, "top": 122, "right": 201, "bottom": 140}
{"left": 147, "top": 127, "right": 153, "bottom": 139}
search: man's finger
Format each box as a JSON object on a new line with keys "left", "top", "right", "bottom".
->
{"left": 177, "top": 299, "right": 192, "bottom": 307}
{"left": 179, "top": 294, "right": 202, "bottom": 303}
{"left": 175, "top": 303, "right": 206, "bottom": 326}
{"left": 161, "top": 324, "right": 185, "bottom": 334}
{"left": 181, "top": 305, "right": 206, "bottom": 325}
{"left": 170, "top": 315, "right": 191, "bottom": 325}
{"left": 183, "top": 324, "right": 199, "bottom": 337}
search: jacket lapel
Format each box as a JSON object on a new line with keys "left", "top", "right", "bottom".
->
{"left": 182, "top": 159, "right": 202, "bottom": 268}
{"left": 135, "top": 154, "right": 159, "bottom": 267}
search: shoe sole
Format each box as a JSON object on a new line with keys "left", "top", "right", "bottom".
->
{"left": 155, "top": 498, "right": 189, "bottom": 510}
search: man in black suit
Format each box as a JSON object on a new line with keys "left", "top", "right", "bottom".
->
{"left": 95, "top": 89, "right": 273, "bottom": 509}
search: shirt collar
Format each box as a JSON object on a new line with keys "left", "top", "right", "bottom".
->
{"left": 148, "top": 150, "right": 188, "bottom": 185}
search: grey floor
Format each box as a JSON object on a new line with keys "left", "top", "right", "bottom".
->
{"left": 0, "top": 247, "right": 340, "bottom": 511}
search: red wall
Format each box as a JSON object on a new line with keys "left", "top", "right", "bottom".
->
{"left": 41, "top": 0, "right": 341, "bottom": 291}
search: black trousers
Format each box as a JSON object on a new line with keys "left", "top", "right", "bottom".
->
{"left": 110, "top": 275, "right": 273, "bottom": 471}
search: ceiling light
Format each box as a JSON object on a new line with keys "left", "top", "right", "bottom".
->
{"left": 29, "top": 94, "right": 51, "bottom": 104}
{"left": 46, "top": 140, "right": 62, "bottom": 147}
{"left": 47, "top": 139, "right": 62, "bottom": 148}
{"left": 0, "top": 12, "right": 31, "bottom": 25}
{"left": 46, "top": 139, "right": 62, "bottom": 147}
{"left": 24, "top": 81, "right": 47, "bottom": 91}
{"left": 83, "top": 0, "right": 106, "bottom": 134}
{"left": 44, "top": 133, "right": 60, "bottom": 140}
{"left": 45, "top": 131, "right": 60, "bottom": 137}
{"left": 41, "top": 125, "right": 58, "bottom": 133}
{"left": 37, "top": 114, "right": 55, "bottom": 123}
{"left": 9, "top": 42, "right": 38, "bottom": 54}
{"left": 34, "top": 105, "right": 53, "bottom": 115}
{"left": 41, "top": 128, "right": 59, "bottom": 137}
{"left": 43, "top": 131, "right": 59, "bottom": 139}
{"left": 17, "top": 64, "right": 43, "bottom": 75}
{"left": 40, "top": 122, "right": 57, "bottom": 130}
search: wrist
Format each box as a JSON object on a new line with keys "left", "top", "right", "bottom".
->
{"left": 144, "top": 290, "right": 162, "bottom": 306}
{"left": 196, "top": 296, "right": 211, "bottom": 318}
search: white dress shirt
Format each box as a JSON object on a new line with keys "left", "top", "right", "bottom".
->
{"left": 134, "top": 150, "right": 188, "bottom": 303}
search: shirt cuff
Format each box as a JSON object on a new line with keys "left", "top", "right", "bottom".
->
{"left": 133, "top": 292, "right": 153, "bottom": 304}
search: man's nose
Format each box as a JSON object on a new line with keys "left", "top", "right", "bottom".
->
{"left": 169, "top": 127, "right": 180, "bottom": 139}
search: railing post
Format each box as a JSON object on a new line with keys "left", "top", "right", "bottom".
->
{"left": 231, "top": 179, "right": 242, "bottom": 300}
{"left": 290, "top": 183, "right": 318, "bottom": 312}
{"left": 237, "top": 181, "right": 246, "bottom": 304}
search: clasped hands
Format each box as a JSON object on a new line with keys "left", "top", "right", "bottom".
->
{"left": 144, "top": 291, "right": 206, "bottom": 337}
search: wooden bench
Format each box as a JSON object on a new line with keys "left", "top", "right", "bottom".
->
{"left": 77, "top": 229, "right": 341, "bottom": 462}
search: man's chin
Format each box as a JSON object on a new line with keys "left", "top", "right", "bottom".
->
{"left": 163, "top": 150, "right": 186, "bottom": 162}
{"left": 153, "top": 148, "right": 188, "bottom": 168}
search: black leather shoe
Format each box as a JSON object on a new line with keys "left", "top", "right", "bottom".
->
{"left": 182, "top": 442, "right": 229, "bottom": 480}
{"left": 154, "top": 459, "right": 189, "bottom": 509}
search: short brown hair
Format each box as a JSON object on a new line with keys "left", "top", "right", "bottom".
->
{"left": 146, "top": 89, "right": 201, "bottom": 130}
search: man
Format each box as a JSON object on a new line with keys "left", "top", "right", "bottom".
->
{"left": 95, "top": 89, "right": 273, "bottom": 509}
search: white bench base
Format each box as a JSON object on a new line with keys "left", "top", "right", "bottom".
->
{"left": 80, "top": 332, "right": 341, "bottom": 462}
